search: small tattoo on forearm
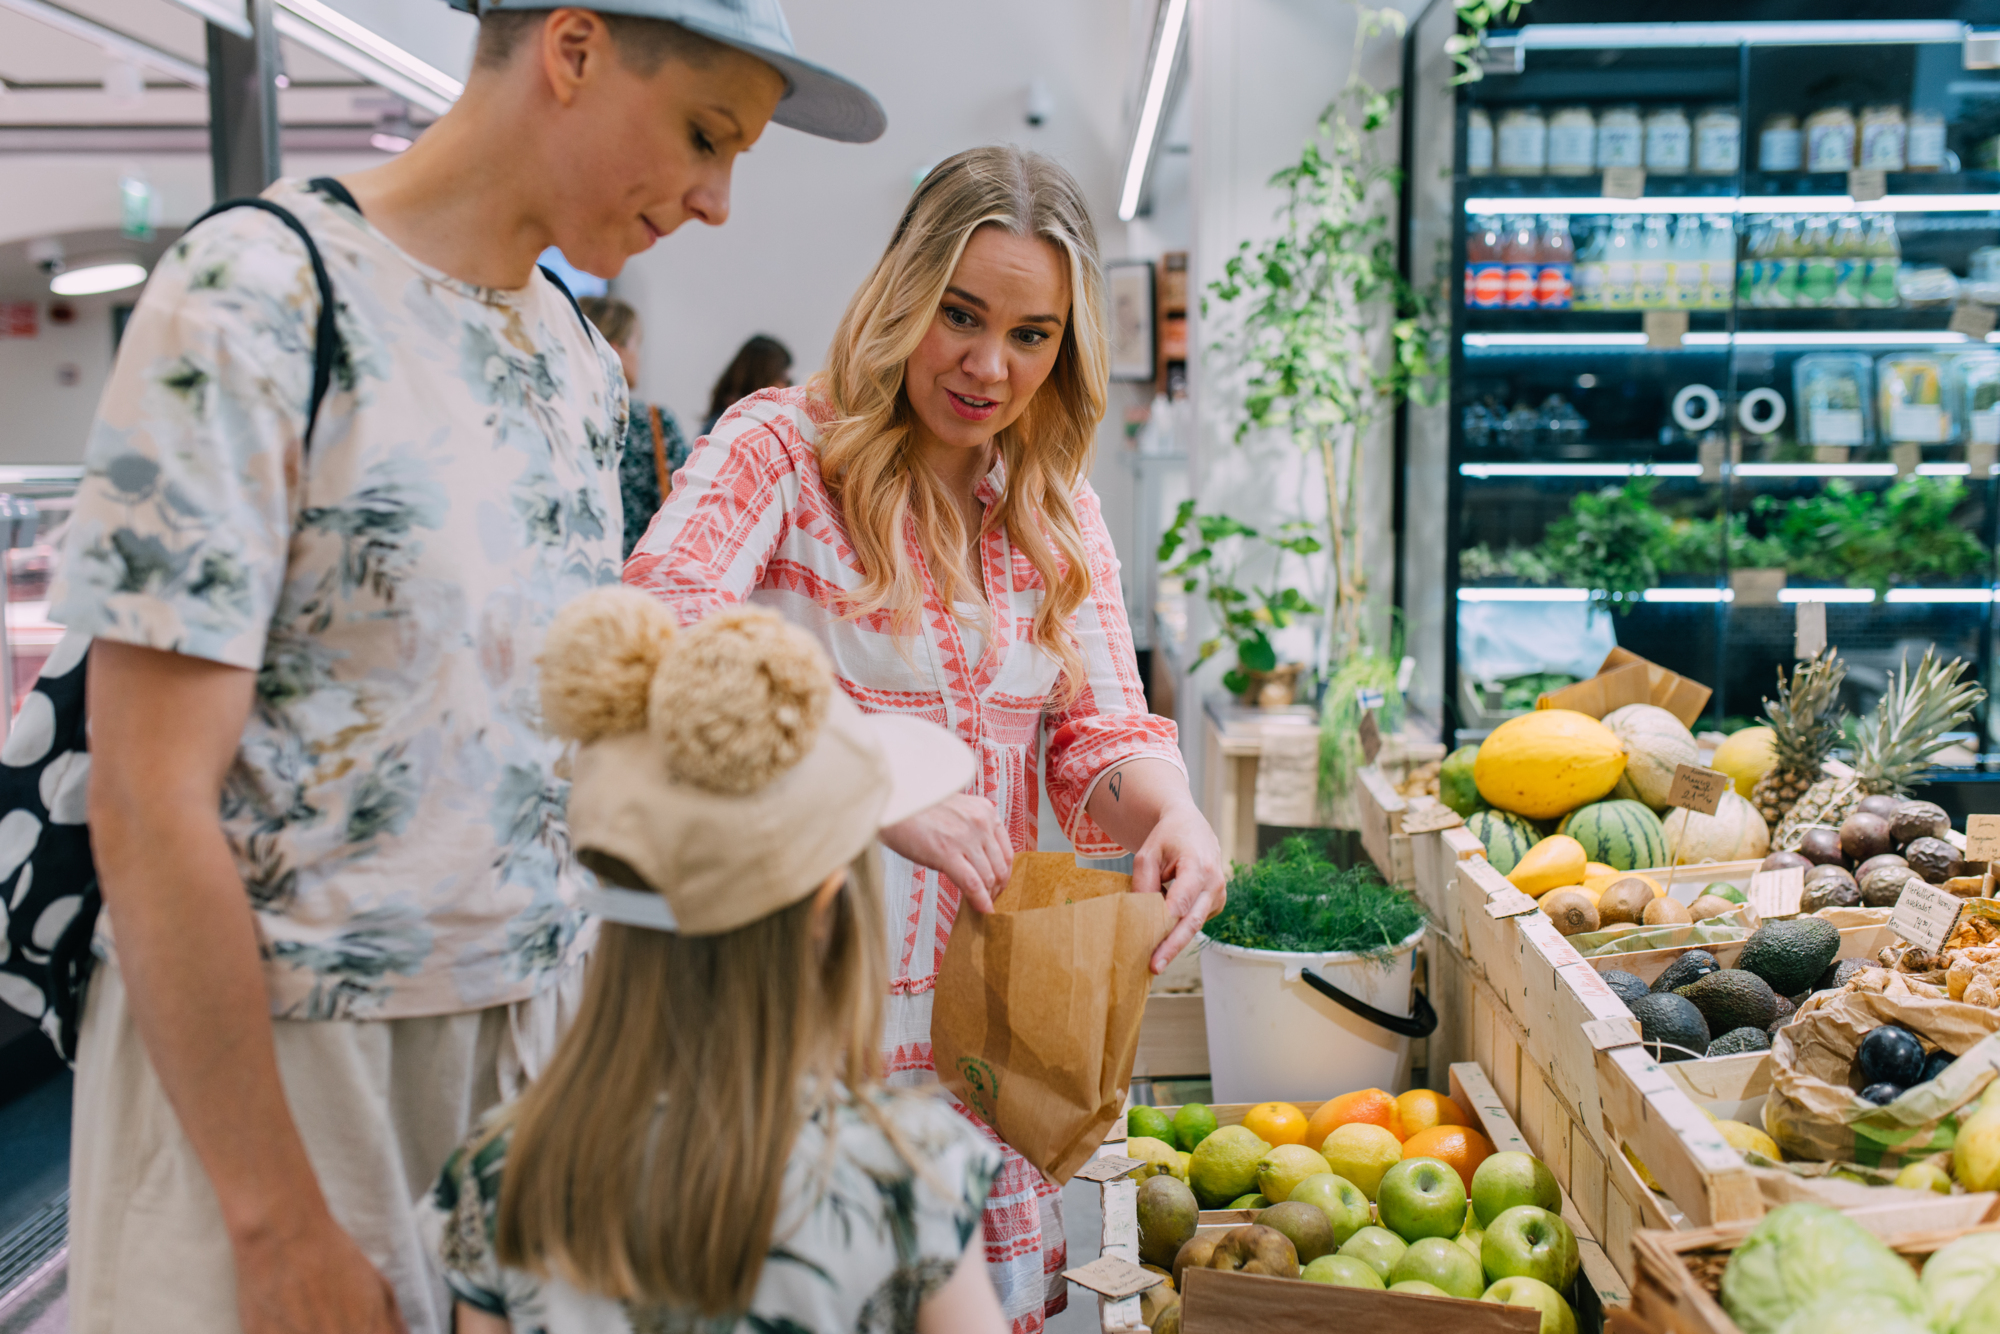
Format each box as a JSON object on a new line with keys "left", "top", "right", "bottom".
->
{"left": 1109, "top": 770, "right": 1123, "bottom": 801}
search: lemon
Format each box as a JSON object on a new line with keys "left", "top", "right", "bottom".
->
{"left": 1128, "top": 1106, "right": 1175, "bottom": 1144}
{"left": 1319, "top": 1123, "right": 1404, "bottom": 1200}
{"left": 1189, "top": 1125, "right": 1270, "bottom": 1208}
{"left": 1174, "top": 1102, "right": 1220, "bottom": 1153}
{"left": 1171, "top": 1151, "right": 1192, "bottom": 1182}
{"left": 1257, "top": 1143, "right": 1334, "bottom": 1204}
{"left": 1127, "top": 1136, "right": 1180, "bottom": 1180}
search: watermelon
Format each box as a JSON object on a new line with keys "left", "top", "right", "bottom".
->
{"left": 1465, "top": 809, "right": 1542, "bottom": 876}
{"left": 1558, "top": 799, "right": 1670, "bottom": 873}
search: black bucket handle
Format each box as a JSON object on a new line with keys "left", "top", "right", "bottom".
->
{"left": 1300, "top": 966, "right": 1439, "bottom": 1040}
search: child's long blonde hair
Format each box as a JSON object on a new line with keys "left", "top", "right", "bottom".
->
{"left": 816, "top": 145, "right": 1110, "bottom": 699}
{"left": 494, "top": 851, "right": 888, "bottom": 1315}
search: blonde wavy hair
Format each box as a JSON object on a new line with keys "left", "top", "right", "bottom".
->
{"left": 817, "top": 145, "right": 1109, "bottom": 698}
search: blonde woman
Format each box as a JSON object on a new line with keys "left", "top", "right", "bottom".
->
{"left": 625, "top": 145, "right": 1226, "bottom": 1330}
{"left": 426, "top": 595, "right": 1007, "bottom": 1332}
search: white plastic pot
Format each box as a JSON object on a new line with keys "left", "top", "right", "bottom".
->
{"left": 1197, "top": 926, "right": 1430, "bottom": 1105}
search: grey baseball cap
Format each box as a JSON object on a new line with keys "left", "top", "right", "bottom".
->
{"left": 452, "top": 0, "right": 885, "bottom": 143}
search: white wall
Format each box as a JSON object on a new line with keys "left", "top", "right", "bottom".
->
{"left": 0, "top": 299, "right": 119, "bottom": 464}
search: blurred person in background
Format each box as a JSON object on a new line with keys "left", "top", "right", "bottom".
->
{"left": 701, "top": 332, "right": 793, "bottom": 435}
{"left": 580, "top": 295, "right": 690, "bottom": 560}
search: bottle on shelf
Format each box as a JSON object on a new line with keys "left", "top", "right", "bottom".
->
{"left": 1829, "top": 213, "right": 1866, "bottom": 309}
{"left": 1573, "top": 219, "right": 1607, "bottom": 311}
{"left": 1798, "top": 215, "right": 1837, "bottom": 307}
{"left": 1738, "top": 214, "right": 1769, "bottom": 307}
{"left": 1636, "top": 214, "right": 1671, "bottom": 308}
{"left": 1466, "top": 214, "right": 1504, "bottom": 308}
{"left": 1467, "top": 108, "right": 1495, "bottom": 176}
{"left": 1535, "top": 215, "right": 1573, "bottom": 310}
{"left": 1701, "top": 214, "right": 1736, "bottom": 310}
{"left": 1603, "top": 216, "right": 1638, "bottom": 310}
{"left": 1767, "top": 215, "right": 1804, "bottom": 308}
{"left": 1862, "top": 214, "right": 1901, "bottom": 309}
{"left": 1502, "top": 214, "right": 1539, "bottom": 309}
{"left": 1668, "top": 214, "right": 1704, "bottom": 309}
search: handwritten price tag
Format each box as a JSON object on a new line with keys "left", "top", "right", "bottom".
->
{"left": 1400, "top": 802, "right": 1465, "bottom": 835}
{"left": 1486, "top": 888, "right": 1541, "bottom": 919}
{"left": 1966, "top": 814, "right": 2000, "bottom": 864}
{"left": 1644, "top": 309, "right": 1689, "bottom": 349}
{"left": 1748, "top": 866, "right": 1805, "bottom": 919}
{"left": 1666, "top": 763, "right": 1730, "bottom": 816}
{"left": 1358, "top": 708, "right": 1382, "bottom": 764}
{"left": 1795, "top": 600, "right": 1827, "bottom": 658}
{"left": 1849, "top": 168, "right": 1889, "bottom": 202}
{"left": 1603, "top": 166, "right": 1646, "bottom": 199}
{"left": 1892, "top": 878, "right": 1965, "bottom": 952}
{"left": 1953, "top": 302, "right": 1999, "bottom": 339}
{"left": 1063, "top": 1256, "right": 1164, "bottom": 1300}
{"left": 1072, "top": 1154, "right": 1145, "bottom": 1183}
{"left": 1582, "top": 1017, "right": 1643, "bottom": 1050}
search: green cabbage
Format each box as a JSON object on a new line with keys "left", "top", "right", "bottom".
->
{"left": 1951, "top": 1275, "right": 2000, "bottom": 1334}
{"left": 1924, "top": 1233, "right": 2000, "bottom": 1329}
{"left": 1721, "top": 1204, "right": 1924, "bottom": 1334}
{"left": 1775, "top": 1295, "right": 1931, "bottom": 1334}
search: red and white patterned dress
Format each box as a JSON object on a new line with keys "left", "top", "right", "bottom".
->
{"left": 624, "top": 385, "right": 1183, "bottom": 1330}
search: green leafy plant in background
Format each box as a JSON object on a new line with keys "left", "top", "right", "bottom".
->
{"left": 1320, "top": 627, "right": 1407, "bottom": 809}
{"left": 1205, "top": 835, "right": 1425, "bottom": 957}
{"left": 1158, "top": 499, "right": 1323, "bottom": 697}
{"left": 1753, "top": 477, "right": 1989, "bottom": 594}
{"left": 1447, "top": 0, "right": 1532, "bottom": 83}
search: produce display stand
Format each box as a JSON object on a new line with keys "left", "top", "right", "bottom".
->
{"left": 1092, "top": 1061, "right": 1628, "bottom": 1334}
{"left": 1628, "top": 1212, "right": 2000, "bottom": 1334}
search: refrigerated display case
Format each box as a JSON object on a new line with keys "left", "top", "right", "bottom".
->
{"left": 1404, "top": 11, "right": 2000, "bottom": 747}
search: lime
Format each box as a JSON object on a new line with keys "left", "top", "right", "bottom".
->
{"left": 1173, "top": 1102, "right": 1219, "bottom": 1153}
{"left": 1128, "top": 1106, "right": 1176, "bottom": 1144}
{"left": 1189, "top": 1125, "right": 1270, "bottom": 1209}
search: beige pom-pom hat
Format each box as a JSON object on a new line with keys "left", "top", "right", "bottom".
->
{"left": 540, "top": 589, "right": 973, "bottom": 935}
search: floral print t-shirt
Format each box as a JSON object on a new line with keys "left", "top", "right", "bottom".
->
{"left": 51, "top": 178, "right": 625, "bottom": 1020}
{"left": 422, "top": 1084, "right": 1002, "bottom": 1333}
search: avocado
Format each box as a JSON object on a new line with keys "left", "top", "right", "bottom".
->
{"left": 1630, "top": 992, "right": 1711, "bottom": 1063}
{"left": 1707, "top": 1026, "right": 1774, "bottom": 1058}
{"left": 1599, "top": 969, "right": 1650, "bottom": 1009}
{"left": 1676, "top": 969, "right": 1780, "bottom": 1034}
{"left": 1652, "top": 949, "right": 1722, "bottom": 995}
{"left": 1815, "top": 957, "right": 1868, "bottom": 993}
{"left": 1739, "top": 918, "right": 1841, "bottom": 997}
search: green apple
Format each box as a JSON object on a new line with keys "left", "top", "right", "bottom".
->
{"left": 1895, "top": 1160, "right": 1952, "bottom": 1195}
{"left": 1389, "top": 1236, "right": 1486, "bottom": 1299}
{"left": 1391, "top": 1280, "right": 1450, "bottom": 1297}
{"left": 1290, "top": 1173, "right": 1372, "bottom": 1247}
{"left": 1482, "top": 1206, "right": 1579, "bottom": 1290}
{"left": 1379, "top": 1156, "right": 1470, "bottom": 1242}
{"left": 1483, "top": 1276, "right": 1579, "bottom": 1334}
{"left": 1302, "top": 1254, "right": 1386, "bottom": 1289}
{"left": 1472, "top": 1151, "right": 1562, "bottom": 1227}
{"left": 1339, "top": 1225, "right": 1409, "bottom": 1280}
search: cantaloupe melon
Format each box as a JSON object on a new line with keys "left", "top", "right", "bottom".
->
{"left": 1663, "top": 789, "right": 1771, "bottom": 866}
{"left": 1602, "top": 704, "right": 1699, "bottom": 812}
{"left": 1472, "top": 710, "right": 1626, "bottom": 821}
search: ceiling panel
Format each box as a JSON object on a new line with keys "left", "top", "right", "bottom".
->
{"left": 62, "top": 0, "right": 206, "bottom": 62}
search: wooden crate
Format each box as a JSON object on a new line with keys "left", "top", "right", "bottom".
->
{"left": 1630, "top": 1212, "right": 2000, "bottom": 1334}
{"left": 1356, "top": 764, "right": 1416, "bottom": 888}
{"left": 1092, "top": 1061, "right": 1628, "bottom": 1333}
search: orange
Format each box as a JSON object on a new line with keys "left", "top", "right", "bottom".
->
{"left": 1307, "top": 1088, "right": 1404, "bottom": 1147}
{"left": 1395, "top": 1089, "right": 1471, "bottom": 1139}
{"left": 1242, "top": 1101, "right": 1310, "bottom": 1148}
{"left": 1402, "top": 1124, "right": 1495, "bottom": 1192}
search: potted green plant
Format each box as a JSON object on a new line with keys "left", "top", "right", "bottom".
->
{"left": 1158, "top": 500, "right": 1323, "bottom": 706}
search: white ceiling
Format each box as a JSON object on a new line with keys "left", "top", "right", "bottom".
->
{"left": 0, "top": 0, "right": 359, "bottom": 90}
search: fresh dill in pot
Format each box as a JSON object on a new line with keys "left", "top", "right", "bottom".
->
{"left": 1203, "top": 836, "right": 1425, "bottom": 958}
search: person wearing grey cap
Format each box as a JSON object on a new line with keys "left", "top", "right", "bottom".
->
{"left": 53, "top": 5, "right": 881, "bottom": 1334}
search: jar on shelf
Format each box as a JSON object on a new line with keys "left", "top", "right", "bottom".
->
{"left": 1644, "top": 105, "right": 1692, "bottom": 174}
{"left": 1794, "top": 353, "right": 1873, "bottom": 448}
{"left": 1759, "top": 113, "right": 1803, "bottom": 172}
{"left": 1879, "top": 353, "right": 1957, "bottom": 445}
{"left": 1546, "top": 106, "right": 1596, "bottom": 176}
{"left": 1596, "top": 105, "right": 1644, "bottom": 170}
{"left": 1806, "top": 106, "right": 1857, "bottom": 173}
{"left": 1694, "top": 105, "right": 1741, "bottom": 175}
{"left": 1907, "top": 109, "right": 1947, "bottom": 172}
{"left": 1467, "top": 107, "right": 1494, "bottom": 175}
{"left": 1496, "top": 105, "right": 1547, "bottom": 174}
{"left": 1858, "top": 104, "right": 1908, "bottom": 172}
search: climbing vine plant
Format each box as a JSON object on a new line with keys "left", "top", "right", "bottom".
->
{"left": 1448, "top": 0, "right": 1533, "bottom": 83}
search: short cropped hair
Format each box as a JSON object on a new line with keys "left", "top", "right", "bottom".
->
{"left": 475, "top": 10, "right": 726, "bottom": 75}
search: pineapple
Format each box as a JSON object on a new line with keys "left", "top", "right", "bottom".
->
{"left": 1750, "top": 649, "right": 1848, "bottom": 831}
{"left": 1773, "top": 647, "right": 1986, "bottom": 850}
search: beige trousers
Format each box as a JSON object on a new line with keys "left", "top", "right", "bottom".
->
{"left": 67, "top": 962, "right": 580, "bottom": 1334}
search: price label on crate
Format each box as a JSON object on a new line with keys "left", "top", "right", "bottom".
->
{"left": 1849, "top": 168, "right": 1889, "bottom": 202}
{"left": 1063, "top": 1255, "right": 1163, "bottom": 1300}
{"left": 1953, "top": 302, "right": 1999, "bottom": 339}
{"left": 1644, "top": 309, "right": 1689, "bottom": 348}
{"left": 1892, "top": 441, "right": 1922, "bottom": 477}
{"left": 1748, "top": 866, "right": 1805, "bottom": 919}
{"left": 1892, "top": 878, "right": 1965, "bottom": 952}
{"left": 1071, "top": 1154, "right": 1145, "bottom": 1184}
{"left": 1965, "top": 814, "right": 2000, "bottom": 864}
{"left": 1795, "top": 599, "right": 1827, "bottom": 659}
{"left": 1486, "top": 887, "right": 1541, "bottom": 919}
{"left": 1603, "top": 166, "right": 1646, "bottom": 199}
{"left": 1358, "top": 707, "right": 1382, "bottom": 763}
{"left": 1355, "top": 687, "right": 1386, "bottom": 709}
{"left": 1665, "top": 763, "right": 1730, "bottom": 816}
{"left": 1400, "top": 801, "right": 1464, "bottom": 835}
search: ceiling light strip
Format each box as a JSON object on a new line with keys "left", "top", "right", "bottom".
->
{"left": 1117, "top": 0, "right": 1189, "bottom": 222}
{"left": 0, "top": 0, "right": 208, "bottom": 87}
{"left": 1464, "top": 194, "right": 2000, "bottom": 215}
{"left": 274, "top": 0, "right": 461, "bottom": 113}
{"left": 1506, "top": 21, "right": 1965, "bottom": 48}
{"left": 1734, "top": 462, "right": 1900, "bottom": 477}
{"left": 1456, "top": 587, "right": 1592, "bottom": 601}
{"left": 1778, "top": 588, "right": 1878, "bottom": 602}
{"left": 1459, "top": 462, "right": 1705, "bottom": 477}
{"left": 1884, "top": 588, "right": 1995, "bottom": 603}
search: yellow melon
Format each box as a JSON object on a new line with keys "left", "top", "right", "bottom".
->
{"left": 1473, "top": 710, "right": 1626, "bottom": 820}
{"left": 1507, "top": 834, "right": 1589, "bottom": 895}
{"left": 1711, "top": 726, "right": 1777, "bottom": 798}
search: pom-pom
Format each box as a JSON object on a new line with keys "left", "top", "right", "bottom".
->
{"left": 539, "top": 587, "right": 678, "bottom": 742}
{"left": 650, "top": 608, "right": 831, "bottom": 794}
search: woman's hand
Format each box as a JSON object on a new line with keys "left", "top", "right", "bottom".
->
{"left": 1132, "top": 799, "right": 1227, "bottom": 974}
{"left": 880, "top": 794, "right": 1013, "bottom": 914}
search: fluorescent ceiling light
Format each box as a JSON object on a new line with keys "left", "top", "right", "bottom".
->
{"left": 1465, "top": 194, "right": 2000, "bottom": 215}
{"left": 1884, "top": 588, "right": 1995, "bottom": 602}
{"left": 1117, "top": 0, "right": 1188, "bottom": 222}
{"left": 1465, "top": 196, "right": 1734, "bottom": 215}
{"left": 1465, "top": 333, "right": 1649, "bottom": 348}
{"left": 274, "top": 0, "right": 462, "bottom": 115}
{"left": 1918, "top": 462, "right": 1974, "bottom": 476}
{"left": 1457, "top": 587, "right": 1592, "bottom": 602}
{"left": 0, "top": 0, "right": 207, "bottom": 86}
{"left": 1506, "top": 21, "right": 1964, "bottom": 48}
{"left": 1778, "top": 587, "right": 1877, "bottom": 602}
{"left": 1643, "top": 588, "right": 1734, "bottom": 602}
{"left": 1734, "top": 462, "right": 1899, "bottom": 477}
{"left": 1459, "top": 462, "right": 1704, "bottom": 477}
{"left": 1467, "top": 331, "right": 1975, "bottom": 352}
{"left": 50, "top": 260, "right": 146, "bottom": 295}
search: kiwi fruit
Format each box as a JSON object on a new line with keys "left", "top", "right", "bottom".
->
{"left": 1889, "top": 800, "right": 1950, "bottom": 848}
{"left": 1543, "top": 890, "right": 1600, "bottom": 937}
{"left": 1799, "top": 827, "right": 1846, "bottom": 866}
{"left": 1840, "top": 812, "right": 1893, "bottom": 863}
{"left": 1688, "top": 894, "right": 1738, "bottom": 921}
{"left": 1598, "top": 878, "right": 1655, "bottom": 926}
{"left": 1644, "top": 896, "right": 1693, "bottom": 927}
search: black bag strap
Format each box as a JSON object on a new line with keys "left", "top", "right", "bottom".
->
{"left": 537, "top": 262, "right": 590, "bottom": 333}
{"left": 187, "top": 191, "right": 342, "bottom": 448}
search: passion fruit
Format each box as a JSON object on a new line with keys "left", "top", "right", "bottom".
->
{"left": 1799, "top": 827, "right": 1846, "bottom": 866}
{"left": 1889, "top": 800, "right": 1950, "bottom": 848}
{"left": 1840, "top": 812, "right": 1893, "bottom": 863}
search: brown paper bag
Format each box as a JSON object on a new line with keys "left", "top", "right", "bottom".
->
{"left": 931, "top": 851, "right": 1165, "bottom": 1184}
